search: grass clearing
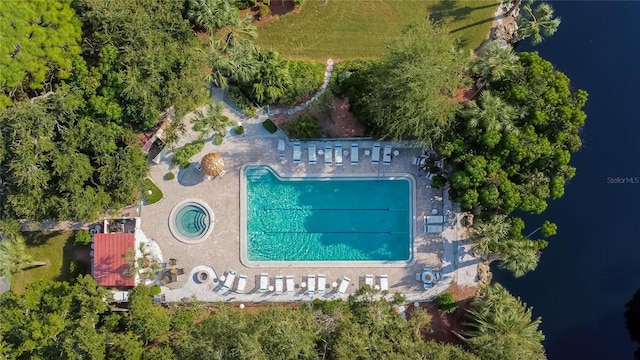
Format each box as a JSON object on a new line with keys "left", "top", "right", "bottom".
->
{"left": 256, "top": 0, "right": 499, "bottom": 60}
{"left": 11, "top": 231, "right": 77, "bottom": 293}
{"left": 142, "top": 178, "right": 164, "bottom": 204}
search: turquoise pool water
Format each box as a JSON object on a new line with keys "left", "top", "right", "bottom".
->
{"left": 174, "top": 203, "right": 210, "bottom": 239}
{"left": 244, "top": 166, "right": 412, "bottom": 262}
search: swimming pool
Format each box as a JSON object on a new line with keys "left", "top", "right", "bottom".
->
{"left": 169, "top": 200, "right": 215, "bottom": 244}
{"left": 240, "top": 165, "right": 414, "bottom": 267}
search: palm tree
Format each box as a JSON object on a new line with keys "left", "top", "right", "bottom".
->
{"left": 466, "top": 284, "right": 544, "bottom": 359}
{"left": 516, "top": 2, "right": 561, "bottom": 45}
{"left": 219, "top": 15, "right": 258, "bottom": 52}
{"left": 192, "top": 100, "right": 233, "bottom": 138}
{"left": 187, "top": 0, "right": 238, "bottom": 35}
{"left": 471, "top": 214, "right": 511, "bottom": 259}
{"left": 463, "top": 91, "right": 519, "bottom": 137}
{"left": 498, "top": 239, "right": 540, "bottom": 277}
{"left": 162, "top": 120, "right": 187, "bottom": 150}
{"left": 472, "top": 41, "right": 520, "bottom": 84}
{"left": 471, "top": 214, "right": 541, "bottom": 277}
{"left": 252, "top": 50, "right": 291, "bottom": 105}
{"left": 0, "top": 221, "right": 46, "bottom": 278}
{"left": 123, "top": 242, "right": 162, "bottom": 279}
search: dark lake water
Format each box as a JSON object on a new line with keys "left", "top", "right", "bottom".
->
{"left": 492, "top": 1, "right": 640, "bottom": 359}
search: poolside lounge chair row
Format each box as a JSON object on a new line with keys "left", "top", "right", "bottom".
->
{"left": 224, "top": 273, "right": 385, "bottom": 295}
{"left": 278, "top": 141, "right": 396, "bottom": 166}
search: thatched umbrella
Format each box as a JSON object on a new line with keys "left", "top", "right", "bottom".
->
{"left": 200, "top": 152, "right": 224, "bottom": 178}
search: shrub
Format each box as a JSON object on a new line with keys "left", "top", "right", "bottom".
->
{"left": 74, "top": 230, "right": 92, "bottom": 247}
{"left": 172, "top": 141, "right": 204, "bottom": 167}
{"left": 234, "top": 125, "right": 245, "bottom": 135}
{"left": 284, "top": 114, "right": 322, "bottom": 139}
{"left": 69, "top": 260, "right": 87, "bottom": 282}
{"left": 262, "top": 119, "right": 278, "bottom": 133}
{"left": 171, "top": 310, "right": 196, "bottom": 332}
{"left": 281, "top": 60, "right": 324, "bottom": 105}
{"left": 435, "top": 292, "right": 458, "bottom": 314}
{"left": 227, "top": 86, "right": 258, "bottom": 117}
{"left": 165, "top": 172, "right": 175, "bottom": 181}
{"left": 213, "top": 134, "right": 224, "bottom": 145}
{"left": 258, "top": 4, "right": 269, "bottom": 19}
{"left": 150, "top": 285, "right": 162, "bottom": 295}
{"left": 329, "top": 58, "right": 378, "bottom": 97}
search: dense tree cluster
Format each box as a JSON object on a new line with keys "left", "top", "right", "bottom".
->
{"left": 0, "top": 280, "right": 484, "bottom": 360}
{"left": 0, "top": 0, "right": 82, "bottom": 106}
{"left": 0, "top": 86, "right": 148, "bottom": 221}
{"left": 440, "top": 50, "right": 587, "bottom": 216}
{"left": 331, "top": 21, "right": 468, "bottom": 147}
{"left": 73, "top": 0, "right": 209, "bottom": 129}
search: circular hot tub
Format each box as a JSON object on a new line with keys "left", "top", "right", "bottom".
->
{"left": 169, "top": 200, "right": 214, "bottom": 244}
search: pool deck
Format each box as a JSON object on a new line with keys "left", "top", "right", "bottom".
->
{"left": 142, "top": 92, "right": 479, "bottom": 303}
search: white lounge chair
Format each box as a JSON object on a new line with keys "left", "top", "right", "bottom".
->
{"left": 259, "top": 273, "right": 268, "bottom": 292}
{"left": 338, "top": 277, "right": 351, "bottom": 295}
{"left": 308, "top": 144, "right": 316, "bottom": 164}
{"left": 317, "top": 274, "right": 326, "bottom": 294}
{"left": 426, "top": 224, "right": 444, "bottom": 233}
{"left": 286, "top": 275, "right": 294, "bottom": 294}
{"left": 412, "top": 156, "right": 426, "bottom": 166}
{"left": 351, "top": 143, "right": 358, "bottom": 165}
{"left": 324, "top": 145, "right": 332, "bottom": 166}
{"left": 371, "top": 143, "right": 380, "bottom": 164}
{"left": 236, "top": 275, "right": 247, "bottom": 293}
{"left": 425, "top": 215, "right": 445, "bottom": 224}
{"left": 383, "top": 145, "right": 392, "bottom": 165}
{"left": 335, "top": 144, "right": 343, "bottom": 166}
{"left": 365, "top": 274, "right": 374, "bottom": 287}
{"left": 275, "top": 275, "right": 283, "bottom": 295}
{"left": 222, "top": 270, "right": 236, "bottom": 290}
{"left": 379, "top": 275, "right": 388, "bottom": 291}
{"left": 307, "top": 274, "right": 316, "bottom": 295}
{"left": 293, "top": 142, "right": 301, "bottom": 163}
{"left": 277, "top": 140, "right": 285, "bottom": 160}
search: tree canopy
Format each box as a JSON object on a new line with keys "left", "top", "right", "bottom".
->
{"left": 439, "top": 51, "right": 587, "bottom": 217}
{"left": 73, "top": 0, "right": 208, "bottom": 129}
{"left": 0, "top": 282, "right": 480, "bottom": 359}
{"left": 335, "top": 20, "right": 468, "bottom": 147}
{"left": 0, "top": 0, "right": 82, "bottom": 107}
{"left": 465, "top": 283, "right": 546, "bottom": 360}
{"left": 0, "top": 88, "right": 148, "bottom": 221}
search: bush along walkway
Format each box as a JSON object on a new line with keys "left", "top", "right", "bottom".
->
{"left": 268, "top": 59, "right": 334, "bottom": 117}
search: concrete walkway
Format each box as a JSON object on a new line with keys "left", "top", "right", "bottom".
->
{"left": 140, "top": 86, "right": 479, "bottom": 303}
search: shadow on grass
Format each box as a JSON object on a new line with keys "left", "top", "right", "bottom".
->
{"left": 56, "top": 235, "right": 78, "bottom": 282}
{"left": 23, "top": 230, "right": 64, "bottom": 246}
{"left": 428, "top": 0, "right": 498, "bottom": 22}
{"left": 450, "top": 16, "right": 497, "bottom": 33}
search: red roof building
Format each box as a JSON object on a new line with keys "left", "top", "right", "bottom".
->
{"left": 92, "top": 233, "right": 135, "bottom": 287}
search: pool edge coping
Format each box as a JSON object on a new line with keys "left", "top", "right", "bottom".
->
{"left": 239, "top": 163, "right": 417, "bottom": 268}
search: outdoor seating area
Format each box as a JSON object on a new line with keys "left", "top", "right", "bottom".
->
{"left": 416, "top": 266, "right": 441, "bottom": 289}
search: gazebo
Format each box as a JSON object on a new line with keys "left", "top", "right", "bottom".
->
{"left": 200, "top": 152, "right": 225, "bottom": 180}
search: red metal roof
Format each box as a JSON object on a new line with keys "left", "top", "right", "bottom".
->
{"left": 92, "top": 233, "right": 135, "bottom": 287}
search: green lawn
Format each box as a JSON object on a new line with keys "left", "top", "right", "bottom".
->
{"left": 11, "top": 231, "right": 77, "bottom": 293}
{"left": 256, "top": 0, "right": 500, "bottom": 60}
{"left": 142, "top": 178, "right": 163, "bottom": 204}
